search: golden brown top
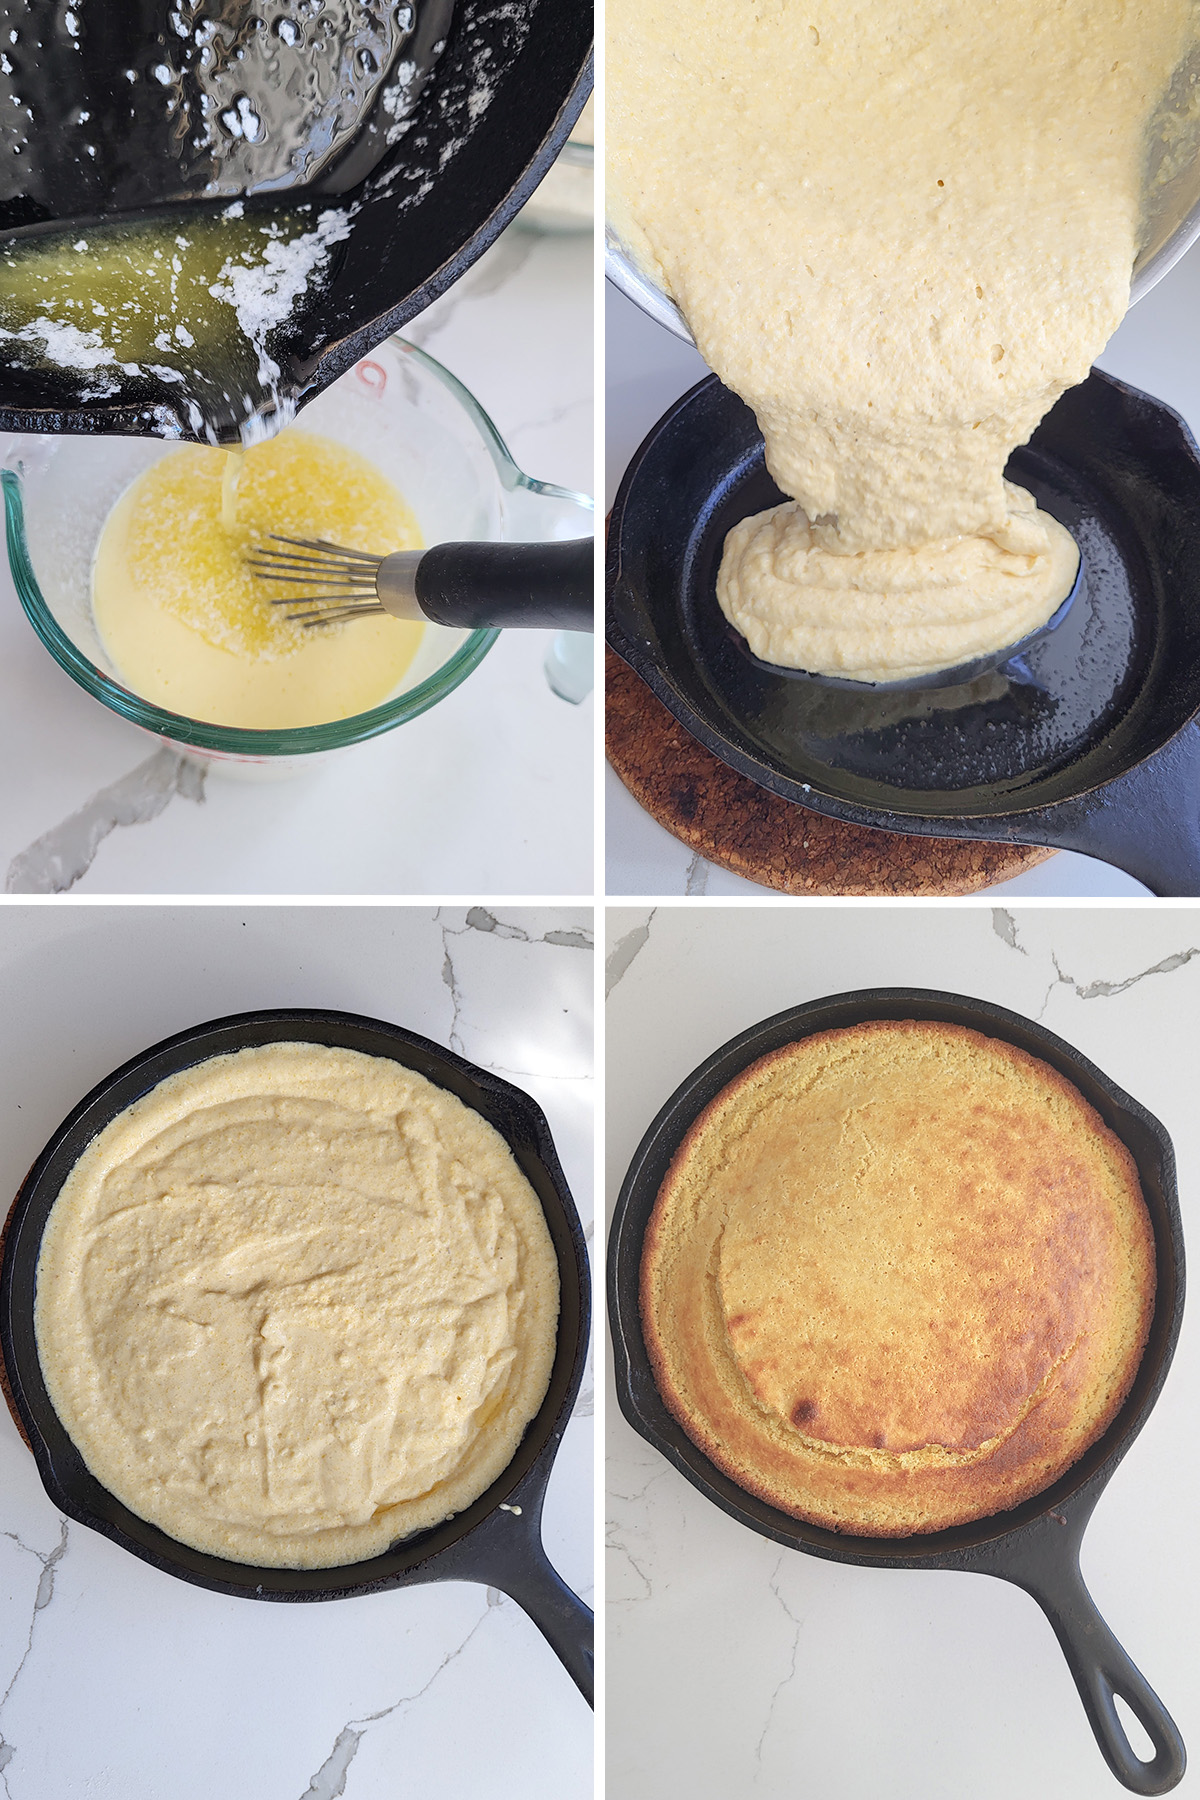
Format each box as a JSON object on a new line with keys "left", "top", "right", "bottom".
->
{"left": 641, "top": 1020, "right": 1155, "bottom": 1535}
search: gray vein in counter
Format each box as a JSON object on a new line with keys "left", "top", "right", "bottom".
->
{"left": 296, "top": 1591, "right": 506, "bottom": 1800}
{"left": 297, "top": 1727, "right": 361, "bottom": 1800}
{"left": 0, "top": 1521, "right": 69, "bottom": 1796}
{"left": 607, "top": 1464, "right": 669, "bottom": 1510}
{"left": 5, "top": 749, "right": 206, "bottom": 895}
{"left": 459, "top": 906, "right": 593, "bottom": 950}
{"left": 607, "top": 1464, "right": 672, "bottom": 1607}
{"left": 684, "top": 852, "right": 710, "bottom": 897}
{"left": 991, "top": 908, "right": 1028, "bottom": 954}
{"left": 1040, "top": 945, "right": 1200, "bottom": 1017}
{"left": 755, "top": 1556, "right": 804, "bottom": 1771}
{"left": 605, "top": 908, "right": 656, "bottom": 999}
{"left": 438, "top": 905, "right": 593, "bottom": 1058}
{"left": 605, "top": 1526, "right": 656, "bottom": 1605}
{"left": 403, "top": 231, "right": 536, "bottom": 351}
{"left": 509, "top": 393, "right": 591, "bottom": 442}
{"left": 439, "top": 919, "right": 467, "bottom": 1054}
{"left": 481, "top": 1061, "right": 592, "bottom": 1091}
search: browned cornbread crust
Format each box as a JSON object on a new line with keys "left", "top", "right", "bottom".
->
{"left": 640, "top": 1020, "right": 1155, "bottom": 1536}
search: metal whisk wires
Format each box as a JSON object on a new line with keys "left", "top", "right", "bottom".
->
{"left": 246, "top": 535, "right": 387, "bottom": 626}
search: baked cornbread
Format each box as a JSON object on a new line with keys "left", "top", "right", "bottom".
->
{"left": 640, "top": 1021, "right": 1154, "bottom": 1535}
{"left": 35, "top": 1042, "right": 559, "bottom": 1568}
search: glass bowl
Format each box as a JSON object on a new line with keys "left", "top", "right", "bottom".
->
{"left": 2, "top": 338, "right": 593, "bottom": 775}
{"left": 519, "top": 95, "right": 594, "bottom": 236}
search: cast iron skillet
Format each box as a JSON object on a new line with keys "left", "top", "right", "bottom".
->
{"left": 0, "top": 1008, "right": 593, "bottom": 1705}
{"left": 0, "top": 0, "right": 592, "bottom": 443}
{"left": 609, "top": 988, "right": 1185, "bottom": 1792}
{"left": 606, "top": 370, "right": 1200, "bottom": 895}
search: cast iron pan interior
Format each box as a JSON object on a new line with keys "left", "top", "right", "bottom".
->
{"left": 606, "top": 370, "right": 1200, "bottom": 895}
{"left": 609, "top": 988, "right": 1185, "bottom": 1792}
{"left": 0, "top": 1008, "right": 593, "bottom": 1705}
{"left": 0, "top": 0, "right": 592, "bottom": 442}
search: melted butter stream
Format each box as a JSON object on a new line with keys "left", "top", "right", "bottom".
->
{"left": 608, "top": 1, "right": 1200, "bottom": 682}
{"left": 92, "top": 428, "right": 425, "bottom": 729}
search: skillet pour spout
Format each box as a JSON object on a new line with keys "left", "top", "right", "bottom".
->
{"left": 606, "top": 369, "right": 1200, "bottom": 895}
{"left": 608, "top": 988, "right": 1186, "bottom": 1789}
{"left": 0, "top": 1009, "right": 593, "bottom": 1707}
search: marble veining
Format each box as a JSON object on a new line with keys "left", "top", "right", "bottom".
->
{"left": 755, "top": 1557, "right": 803, "bottom": 1772}
{"left": 0, "top": 1523, "right": 69, "bottom": 1794}
{"left": 6, "top": 750, "right": 207, "bottom": 895}
{"left": 295, "top": 1588, "right": 509, "bottom": 1800}
{"left": 604, "top": 907, "right": 656, "bottom": 998}
{"left": 989, "top": 906, "right": 1200, "bottom": 1014}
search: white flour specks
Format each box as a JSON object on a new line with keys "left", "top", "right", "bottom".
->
{"left": 0, "top": 317, "right": 138, "bottom": 374}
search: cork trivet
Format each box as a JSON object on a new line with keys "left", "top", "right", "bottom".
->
{"left": 606, "top": 651, "right": 1054, "bottom": 896}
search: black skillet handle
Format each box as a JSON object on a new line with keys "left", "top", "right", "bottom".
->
{"left": 1032, "top": 717, "right": 1200, "bottom": 897}
{"left": 417, "top": 1454, "right": 594, "bottom": 1707}
{"left": 416, "top": 539, "right": 594, "bottom": 632}
{"left": 979, "top": 1509, "right": 1185, "bottom": 1794}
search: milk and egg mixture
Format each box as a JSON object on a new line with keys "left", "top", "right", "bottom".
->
{"left": 608, "top": 2, "right": 1198, "bottom": 681}
{"left": 92, "top": 429, "right": 425, "bottom": 729}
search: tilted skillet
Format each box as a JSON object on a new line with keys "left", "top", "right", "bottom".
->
{"left": 606, "top": 369, "right": 1200, "bottom": 895}
{"left": 0, "top": 0, "right": 592, "bottom": 443}
{"left": 609, "top": 989, "right": 1185, "bottom": 1792}
{"left": 0, "top": 1009, "right": 593, "bottom": 1705}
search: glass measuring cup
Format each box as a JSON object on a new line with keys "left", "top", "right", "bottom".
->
{"left": 2, "top": 337, "right": 593, "bottom": 775}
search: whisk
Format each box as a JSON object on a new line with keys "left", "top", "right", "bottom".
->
{"left": 247, "top": 534, "right": 593, "bottom": 631}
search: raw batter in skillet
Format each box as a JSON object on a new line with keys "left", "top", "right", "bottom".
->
{"left": 34, "top": 1044, "right": 560, "bottom": 1569}
{"left": 607, "top": 2, "right": 1197, "bottom": 681}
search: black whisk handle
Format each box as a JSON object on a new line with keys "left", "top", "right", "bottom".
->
{"left": 414, "top": 538, "right": 593, "bottom": 632}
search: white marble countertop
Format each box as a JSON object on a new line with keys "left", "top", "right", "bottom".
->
{"left": 0, "top": 225, "right": 594, "bottom": 897}
{"left": 0, "top": 903, "right": 593, "bottom": 1799}
{"left": 606, "top": 904, "right": 1200, "bottom": 1800}
{"left": 605, "top": 238, "right": 1200, "bottom": 899}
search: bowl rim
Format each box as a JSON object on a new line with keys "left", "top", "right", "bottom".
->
{"left": 604, "top": 179, "right": 1200, "bottom": 346}
{"left": 2, "top": 338, "right": 590, "bottom": 757}
{"left": 0, "top": 1006, "right": 591, "bottom": 1601}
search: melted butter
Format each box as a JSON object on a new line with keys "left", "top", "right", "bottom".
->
{"left": 608, "top": 2, "right": 1197, "bottom": 681}
{"left": 220, "top": 448, "right": 245, "bottom": 533}
{"left": 92, "top": 429, "right": 425, "bottom": 730}
{"left": 0, "top": 206, "right": 348, "bottom": 439}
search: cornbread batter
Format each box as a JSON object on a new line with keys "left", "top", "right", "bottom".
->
{"left": 608, "top": 2, "right": 1196, "bottom": 680}
{"left": 641, "top": 1022, "right": 1155, "bottom": 1535}
{"left": 34, "top": 1043, "right": 560, "bottom": 1568}
{"left": 92, "top": 430, "right": 424, "bottom": 729}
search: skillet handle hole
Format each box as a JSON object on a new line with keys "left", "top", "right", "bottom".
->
{"left": 1115, "top": 1694, "right": 1158, "bottom": 1766}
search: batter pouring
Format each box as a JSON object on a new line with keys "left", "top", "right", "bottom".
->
{"left": 608, "top": 2, "right": 1197, "bottom": 681}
